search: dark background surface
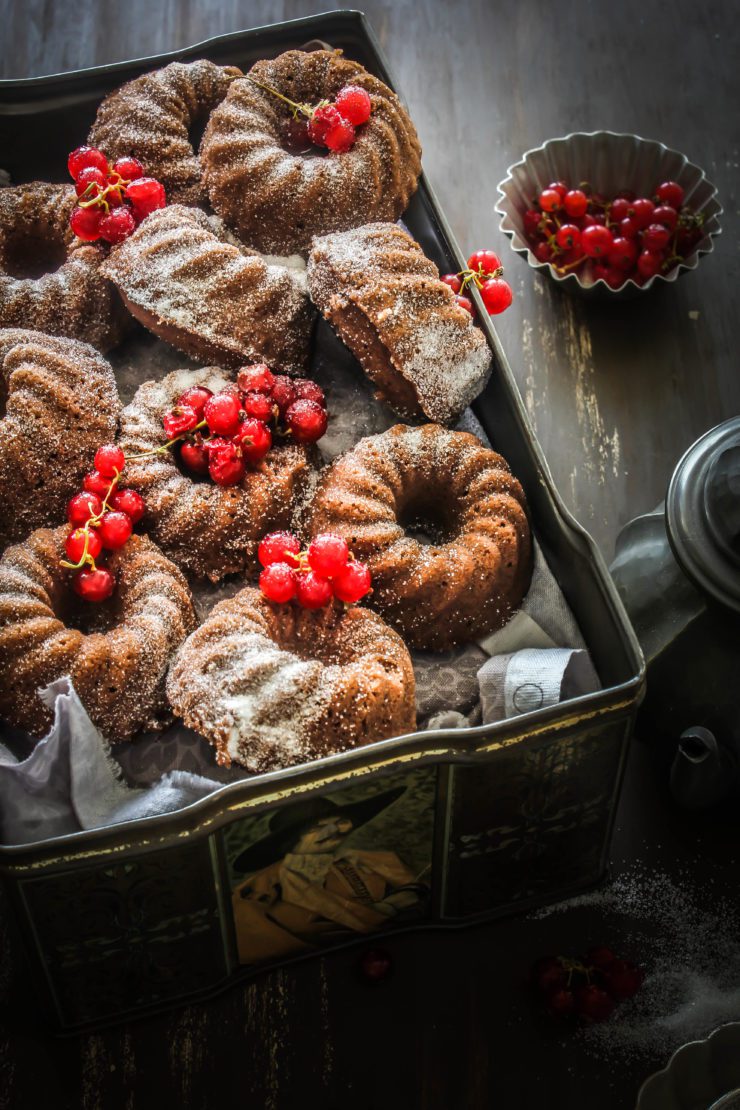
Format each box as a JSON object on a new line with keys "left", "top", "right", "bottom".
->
{"left": 1, "top": 1, "right": 739, "bottom": 1107}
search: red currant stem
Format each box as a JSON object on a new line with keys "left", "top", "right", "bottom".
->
{"left": 553, "top": 255, "right": 587, "bottom": 273}
{"left": 60, "top": 527, "right": 95, "bottom": 571}
{"left": 245, "top": 75, "right": 319, "bottom": 120}
{"left": 124, "top": 419, "right": 208, "bottom": 460}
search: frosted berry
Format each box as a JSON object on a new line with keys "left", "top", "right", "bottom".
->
{"left": 285, "top": 398, "right": 328, "bottom": 443}
{"left": 538, "top": 188, "right": 561, "bottom": 213}
{"left": 99, "top": 206, "right": 137, "bottom": 244}
{"left": 467, "top": 249, "right": 502, "bottom": 275}
{"left": 655, "top": 180, "right": 684, "bottom": 208}
{"left": 642, "top": 223, "right": 671, "bottom": 252}
{"left": 441, "top": 273, "right": 462, "bottom": 294}
{"left": 98, "top": 511, "right": 133, "bottom": 550}
{"left": 204, "top": 392, "right": 242, "bottom": 436}
{"left": 332, "top": 560, "right": 372, "bottom": 603}
{"left": 163, "top": 404, "right": 200, "bottom": 439}
{"left": 179, "top": 439, "right": 210, "bottom": 476}
{"left": 455, "top": 294, "right": 474, "bottom": 314}
{"left": 335, "top": 85, "right": 372, "bottom": 126}
{"left": 563, "top": 189, "right": 589, "bottom": 218}
{"left": 65, "top": 527, "right": 103, "bottom": 564}
{"left": 75, "top": 166, "right": 107, "bottom": 199}
{"left": 207, "top": 439, "right": 246, "bottom": 486}
{"left": 68, "top": 146, "right": 108, "bottom": 180}
{"left": 237, "top": 364, "right": 275, "bottom": 395}
{"left": 258, "top": 531, "right": 301, "bottom": 568}
{"left": 480, "top": 277, "right": 513, "bottom": 314}
{"left": 93, "top": 444, "right": 125, "bottom": 478}
{"left": 293, "top": 380, "right": 326, "bottom": 407}
{"left": 70, "top": 206, "right": 103, "bottom": 241}
{"left": 235, "top": 418, "right": 272, "bottom": 464}
{"left": 83, "top": 469, "right": 115, "bottom": 498}
{"left": 295, "top": 569, "right": 333, "bottom": 609}
{"left": 581, "top": 225, "right": 614, "bottom": 258}
{"left": 259, "top": 562, "right": 297, "bottom": 603}
{"left": 242, "top": 391, "right": 273, "bottom": 422}
{"left": 271, "top": 375, "right": 297, "bottom": 416}
{"left": 282, "top": 117, "right": 312, "bottom": 153}
{"left": 125, "top": 177, "right": 166, "bottom": 217}
{"left": 73, "top": 566, "right": 115, "bottom": 603}
{"left": 67, "top": 491, "right": 103, "bottom": 525}
{"left": 324, "top": 116, "right": 356, "bottom": 153}
{"left": 109, "top": 488, "right": 145, "bottom": 523}
{"left": 308, "top": 533, "right": 349, "bottom": 577}
{"left": 111, "top": 156, "right": 144, "bottom": 181}
{"left": 309, "top": 104, "right": 343, "bottom": 146}
{"left": 176, "top": 385, "right": 213, "bottom": 417}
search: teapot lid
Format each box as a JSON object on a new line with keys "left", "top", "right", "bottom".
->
{"left": 666, "top": 417, "right": 740, "bottom": 613}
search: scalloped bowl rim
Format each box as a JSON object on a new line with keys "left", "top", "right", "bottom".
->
{"left": 495, "top": 129, "right": 722, "bottom": 294}
{"left": 635, "top": 1022, "right": 740, "bottom": 1109}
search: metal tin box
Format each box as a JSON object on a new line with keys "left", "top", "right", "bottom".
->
{"left": 0, "top": 10, "right": 644, "bottom": 1032}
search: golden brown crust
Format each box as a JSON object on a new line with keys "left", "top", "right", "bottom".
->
{"left": 0, "top": 183, "right": 130, "bottom": 352}
{"left": 167, "top": 587, "right": 416, "bottom": 772}
{"left": 0, "top": 330, "right": 122, "bottom": 550}
{"left": 0, "top": 528, "right": 196, "bottom": 741}
{"left": 201, "top": 50, "right": 422, "bottom": 255}
{"left": 309, "top": 423, "right": 533, "bottom": 650}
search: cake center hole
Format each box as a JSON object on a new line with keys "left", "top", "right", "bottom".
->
{"left": 398, "top": 497, "right": 454, "bottom": 545}
{"left": 2, "top": 230, "right": 67, "bottom": 280}
{"left": 55, "top": 589, "right": 118, "bottom": 636}
{"left": 188, "top": 110, "right": 210, "bottom": 155}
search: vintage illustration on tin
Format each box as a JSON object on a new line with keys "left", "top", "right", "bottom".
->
{"left": 224, "top": 769, "right": 436, "bottom": 965}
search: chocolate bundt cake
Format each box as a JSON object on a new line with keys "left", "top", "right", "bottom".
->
{"left": 0, "top": 528, "right": 195, "bottom": 742}
{"left": 308, "top": 223, "right": 491, "bottom": 424}
{"left": 0, "top": 183, "right": 130, "bottom": 352}
{"left": 309, "top": 423, "right": 532, "bottom": 650}
{"left": 101, "top": 205, "right": 314, "bottom": 373}
{"left": 0, "top": 330, "right": 121, "bottom": 549}
{"left": 201, "top": 49, "right": 422, "bottom": 255}
{"left": 119, "top": 367, "right": 315, "bottom": 581}
{"left": 88, "top": 59, "right": 243, "bottom": 206}
{"left": 167, "top": 588, "right": 416, "bottom": 771}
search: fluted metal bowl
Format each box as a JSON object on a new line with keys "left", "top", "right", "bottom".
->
{"left": 636, "top": 1024, "right": 740, "bottom": 1110}
{"left": 495, "top": 131, "right": 722, "bottom": 298}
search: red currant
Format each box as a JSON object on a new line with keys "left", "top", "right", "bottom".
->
{"left": 68, "top": 146, "right": 108, "bottom": 180}
{"left": 308, "top": 104, "right": 343, "bottom": 146}
{"left": 586, "top": 946, "right": 618, "bottom": 969}
{"left": 630, "top": 197, "right": 655, "bottom": 229}
{"left": 179, "top": 439, "right": 210, "bottom": 475}
{"left": 259, "top": 562, "right": 298, "bottom": 603}
{"left": 581, "top": 225, "right": 614, "bottom": 258}
{"left": 479, "top": 277, "right": 513, "bottom": 314}
{"left": 98, "top": 511, "right": 132, "bottom": 550}
{"left": 236, "top": 364, "right": 275, "bottom": 395}
{"left": 441, "top": 273, "right": 462, "bottom": 294}
{"left": 242, "top": 391, "right": 274, "bottom": 422}
{"left": 65, "top": 527, "right": 103, "bottom": 564}
{"left": 111, "top": 156, "right": 144, "bottom": 181}
{"left": 592, "top": 263, "right": 610, "bottom": 283}
{"left": 523, "top": 209, "right": 544, "bottom": 237}
{"left": 204, "top": 392, "right": 242, "bottom": 436}
{"left": 546, "top": 180, "right": 568, "bottom": 201}
{"left": 642, "top": 223, "right": 671, "bottom": 252}
{"left": 607, "top": 237, "right": 638, "bottom": 270}
{"left": 676, "top": 224, "right": 703, "bottom": 254}
{"left": 94, "top": 443, "right": 125, "bottom": 478}
{"left": 74, "top": 166, "right": 106, "bottom": 199}
{"left": 335, "top": 85, "right": 372, "bottom": 126}
{"left": 467, "top": 249, "right": 502, "bottom": 275}
{"left": 637, "top": 250, "right": 664, "bottom": 278}
{"left": 258, "top": 531, "right": 301, "bottom": 568}
{"left": 332, "top": 560, "right": 372, "bottom": 603}
{"left": 236, "top": 418, "right": 272, "bottom": 464}
{"left": 605, "top": 268, "right": 625, "bottom": 289}
{"left": 600, "top": 959, "right": 644, "bottom": 1001}
{"left": 163, "top": 404, "right": 200, "bottom": 439}
{"left": 109, "top": 488, "right": 145, "bottom": 524}
{"left": 207, "top": 439, "right": 247, "bottom": 486}
{"left": 72, "top": 566, "right": 115, "bottom": 603}
{"left": 271, "top": 375, "right": 297, "bottom": 416}
{"left": 293, "top": 380, "right": 326, "bottom": 407}
{"left": 655, "top": 180, "right": 684, "bottom": 208}
{"left": 574, "top": 985, "right": 615, "bottom": 1023}
{"left": 652, "top": 204, "right": 678, "bottom": 231}
{"left": 619, "top": 216, "right": 640, "bottom": 241}
{"left": 546, "top": 988, "right": 576, "bottom": 1017}
{"left": 67, "top": 491, "right": 103, "bottom": 525}
{"left": 282, "top": 117, "right": 312, "bottom": 153}
{"left": 125, "top": 177, "right": 166, "bottom": 218}
{"left": 454, "top": 294, "right": 474, "bottom": 314}
{"left": 608, "top": 197, "right": 631, "bottom": 224}
{"left": 69, "top": 206, "right": 103, "bottom": 242}
{"left": 285, "top": 399, "right": 328, "bottom": 443}
{"left": 176, "top": 385, "right": 213, "bottom": 417}
{"left": 324, "top": 117, "right": 356, "bottom": 153}
{"left": 563, "top": 189, "right": 589, "bottom": 218}
{"left": 99, "top": 207, "right": 136, "bottom": 245}
{"left": 555, "top": 224, "right": 581, "bottom": 251}
{"left": 538, "top": 188, "right": 561, "bottom": 213}
{"left": 83, "top": 470, "right": 115, "bottom": 498}
{"left": 533, "top": 241, "right": 555, "bottom": 263}
{"left": 531, "top": 957, "right": 568, "bottom": 994}
{"left": 308, "top": 533, "right": 349, "bottom": 577}
{"left": 295, "top": 570, "right": 333, "bottom": 609}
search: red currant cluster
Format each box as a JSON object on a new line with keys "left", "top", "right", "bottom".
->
{"left": 258, "top": 531, "right": 372, "bottom": 608}
{"left": 524, "top": 179, "right": 704, "bottom": 287}
{"left": 63, "top": 445, "right": 146, "bottom": 602}
{"left": 441, "top": 250, "right": 514, "bottom": 316}
{"left": 531, "top": 945, "right": 644, "bottom": 1023}
{"left": 249, "top": 76, "right": 372, "bottom": 154}
{"left": 67, "top": 145, "right": 167, "bottom": 245}
{"left": 162, "top": 365, "right": 328, "bottom": 488}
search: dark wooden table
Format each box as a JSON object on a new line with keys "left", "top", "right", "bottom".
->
{"left": 1, "top": 2, "right": 739, "bottom": 1107}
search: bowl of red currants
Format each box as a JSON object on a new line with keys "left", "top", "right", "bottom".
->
{"left": 495, "top": 131, "right": 721, "bottom": 297}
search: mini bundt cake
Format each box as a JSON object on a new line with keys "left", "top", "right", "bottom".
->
{"left": 309, "top": 423, "right": 532, "bottom": 650}
{"left": 0, "top": 329, "right": 121, "bottom": 549}
{"left": 0, "top": 528, "right": 196, "bottom": 742}
{"left": 167, "top": 588, "right": 416, "bottom": 771}
{"left": 308, "top": 223, "right": 491, "bottom": 424}
{"left": 119, "top": 367, "right": 315, "bottom": 581}
{"left": 88, "top": 59, "right": 243, "bottom": 206}
{"left": 0, "top": 183, "right": 130, "bottom": 352}
{"left": 101, "top": 205, "right": 314, "bottom": 373}
{"left": 201, "top": 49, "right": 422, "bottom": 255}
